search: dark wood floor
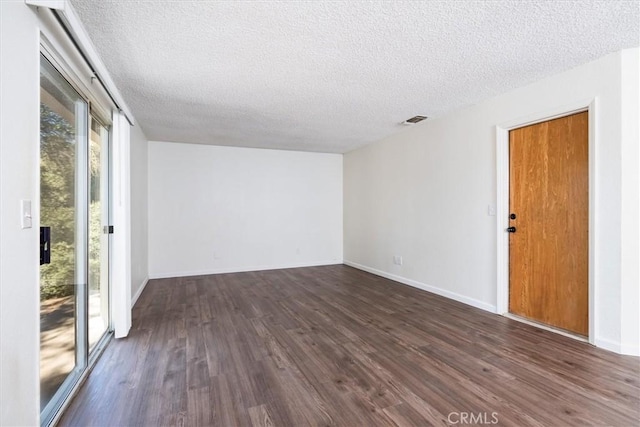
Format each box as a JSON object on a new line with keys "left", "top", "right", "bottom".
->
{"left": 59, "top": 265, "right": 639, "bottom": 426}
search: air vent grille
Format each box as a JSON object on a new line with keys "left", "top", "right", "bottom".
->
{"left": 405, "top": 115, "right": 428, "bottom": 124}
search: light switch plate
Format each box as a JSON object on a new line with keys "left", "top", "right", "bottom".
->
{"left": 21, "top": 200, "right": 32, "bottom": 229}
{"left": 488, "top": 204, "right": 497, "bottom": 216}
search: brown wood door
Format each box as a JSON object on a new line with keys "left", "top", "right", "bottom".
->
{"left": 509, "top": 111, "right": 589, "bottom": 336}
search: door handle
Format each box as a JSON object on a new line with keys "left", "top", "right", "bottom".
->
{"left": 40, "top": 226, "right": 51, "bottom": 265}
{"left": 506, "top": 226, "right": 517, "bottom": 233}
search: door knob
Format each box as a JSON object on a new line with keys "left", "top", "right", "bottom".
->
{"left": 506, "top": 226, "right": 516, "bottom": 233}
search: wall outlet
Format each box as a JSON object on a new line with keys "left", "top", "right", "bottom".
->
{"left": 393, "top": 255, "right": 403, "bottom": 266}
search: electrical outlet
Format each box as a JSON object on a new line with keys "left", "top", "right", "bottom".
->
{"left": 393, "top": 255, "right": 403, "bottom": 266}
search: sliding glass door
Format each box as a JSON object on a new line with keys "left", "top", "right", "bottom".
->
{"left": 39, "top": 55, "right": 88, "bottom": 418}
{"left": 40, "top": 54, "right": 111, "bottom": 425}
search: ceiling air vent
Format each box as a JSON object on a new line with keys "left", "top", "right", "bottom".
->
{"left": 403, "top": 115, "right": 428, "bottom": 124}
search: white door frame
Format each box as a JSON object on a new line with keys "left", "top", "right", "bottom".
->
{"left": 495, "top": 98, "right": 597, "bottom": 345}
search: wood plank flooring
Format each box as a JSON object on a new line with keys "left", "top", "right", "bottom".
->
{"left": 59, "top": 265, "right": 640, "bottom": 426}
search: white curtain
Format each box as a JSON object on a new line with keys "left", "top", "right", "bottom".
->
{"left": 111, "top": 110, "right": 132, "bottom": 338}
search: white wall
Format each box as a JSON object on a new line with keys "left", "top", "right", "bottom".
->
{"left": 344, "top": 48, "right": 640, "bottom": 355}
{"left": 0, "top": 3, "right": 41, "bottom": 425}
{"left": 130, "top": 124, "right": 149, "bottom": 305}
{"left": 619, "top": 48, "right": 640, "bottom": 355}
{"left": 148, "top": 142, "right": 343, "bottom": 278}
{"left": 0, "top": 3, "right": 145, "bottom": 423}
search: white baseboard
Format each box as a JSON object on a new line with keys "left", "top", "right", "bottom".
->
{"left": 344, "top": 260, "right": 496, "bottom": 313}
{"left": 595, "top": 337, "right": 621, "bottom": 354}
{"left": 620, "top": 343, "right": 640, "bottom": 356}
{"left": 149, "top": 260, "right": 342, "bottom": 280}
{"left": 595, "top": 337, "right": 640, "bottom": 356}
{"left": 131, "top": 277, "right": 149, "bottom": 308}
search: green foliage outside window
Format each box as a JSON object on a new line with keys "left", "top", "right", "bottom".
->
{"left": 40, "top": 104, "right": 103, "bottom": 301}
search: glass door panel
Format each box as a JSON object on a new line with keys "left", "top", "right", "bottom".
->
{"left": 39, "top": 56, "right": 88, "bottom": 422}
{"left": 88, "top": 118, "right": 110, "bottom": 351}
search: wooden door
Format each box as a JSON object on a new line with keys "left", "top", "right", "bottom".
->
{"left": 509, "top": 111, "right": 589, "bottom": 336}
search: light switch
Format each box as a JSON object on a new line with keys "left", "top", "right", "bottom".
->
{"left": 487, "top": 204, "right": 496, "bottom": 216}
{"left": 21, "top": 200, "right": 32, "bottom": 229}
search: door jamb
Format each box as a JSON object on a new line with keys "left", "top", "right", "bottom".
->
{"left": 495, "top": 98, "right": 597, "bottom": 345}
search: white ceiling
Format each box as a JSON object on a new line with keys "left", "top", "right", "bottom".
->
{"left": 70, "top": 0, "right": 639, "bottom": 153}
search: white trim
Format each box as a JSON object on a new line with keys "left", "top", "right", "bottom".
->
{"left": 620, "top": 343, "right": 640, "bottom": 357}
{"left": 594, "top": 337, "right": 620, "bottom": 354}
{"left": 149, "top": 261, "right": 342, "bottom": 280}
{"left": 26, "top": 0, "right": 135, "bottom": 125}
{"left": 587, "top": 102, "right": 597, "bottom": 346}
{"left": 494, "top": 98, "right": 595, "bottom": 130}
{"left": 495, "top": 124, "right": 509, "bottom": 315}
{"left": 38, "top": 9, "right": 113, "bottom": 125}
{"left": 48, "top": 332, "right": 112, "bottom": 427}
{"left": 25, "top": 0, "right": 65, "bottom": 9}
{"left": 344, "top": 261, "right": 497, "bottom": 313}
{"left": 131, "top": 277, "right": 148, "bottom": 308}
{"left": 594, "top": 337, "right": 640, "bottom": 357}
{"left": 495, "top": 98, "right": 597, "bottom": 345}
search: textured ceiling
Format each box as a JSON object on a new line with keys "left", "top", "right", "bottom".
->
{"left": 70, "top": 0, "right": 639, "bottom": 153}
